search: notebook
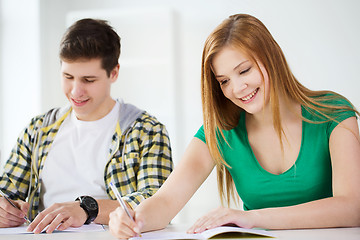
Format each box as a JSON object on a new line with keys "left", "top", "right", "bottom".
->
{"left": 130, "top": 226, "right": 275, "bottom": 239}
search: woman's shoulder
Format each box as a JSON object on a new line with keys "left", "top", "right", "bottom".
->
{"left": 303, "top": 91, "right": 356, "bottom": 124}
{"left": 311, "top": 92, "right": 354, "bottom": 108}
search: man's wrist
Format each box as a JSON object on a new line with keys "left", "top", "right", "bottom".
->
{"left": 75, "top": 196, "right": 99, "bottom": 224}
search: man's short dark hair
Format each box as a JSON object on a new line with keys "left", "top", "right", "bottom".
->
{"left": 59, "top": 18, "right": 121, "bottom": 76}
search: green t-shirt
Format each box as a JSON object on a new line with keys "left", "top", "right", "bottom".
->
{"left": 195, "top": 97, "right": 355, "bottom": 210}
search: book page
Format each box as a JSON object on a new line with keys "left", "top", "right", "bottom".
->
{"left": 200, "top": 226, "right": 275, "bottom": 238}
{"left": 130, "top": 226, "right": 275, "bottom": 239}
{"left": 131, "top": 231, "right": 200, "bottom": 240}
{"left": 0, "top": 223, "right": 105, "bottom": 235}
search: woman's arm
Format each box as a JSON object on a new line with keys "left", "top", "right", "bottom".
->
{"left": 189, "top": 117, "right": 360, "bottom": 232}
{"left": 109, "top": 138, "right": 215, "bottom": 238}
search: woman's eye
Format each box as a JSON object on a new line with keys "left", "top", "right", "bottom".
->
{"left": 220, "top": 79, "right": 229, "bottom": 85}
{"left": 240, "top": 67, "right": 251, "bottom": 75}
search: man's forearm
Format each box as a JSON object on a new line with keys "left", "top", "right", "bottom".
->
{"left": 95, "top": 199, "right": 120, "bottom": 224}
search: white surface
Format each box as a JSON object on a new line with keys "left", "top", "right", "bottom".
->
{"left": 1, "top": 224, "right": 359, "bottom": 240}
{"left": 0, "top": 223, "right": 105, "bottom": 235}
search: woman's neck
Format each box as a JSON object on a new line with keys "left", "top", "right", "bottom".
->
{"left": 246, "top": 97, "right": 301, "bottom": 128}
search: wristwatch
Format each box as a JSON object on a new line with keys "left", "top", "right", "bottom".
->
{"left": 75, "top": 196, "right": 99, "bottom": 224}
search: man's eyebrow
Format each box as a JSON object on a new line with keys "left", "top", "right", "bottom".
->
{"left": 82, "top": 75, "right": 97, "bottom": 78}
{"left": 62, "top": 72, "right": 98, "bottom": 78}
{"left": 62, "top": 72, "right": 74, "bottom": 77}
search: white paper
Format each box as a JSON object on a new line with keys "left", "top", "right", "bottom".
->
{"left": 0, "top": 223, "right": 105, "bottom": 235}
{"left": 130, "top": 226, "right": 275, "bottom": 239}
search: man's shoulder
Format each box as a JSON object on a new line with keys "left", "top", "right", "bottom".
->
{"left": 129, "top": 111, "right": 167, "bottom": 134}
{"left": 137, "top": 112, "right": 162, "bottom": 125}
{"left": 28, "top": 106, "right": 70, "bottom": 130}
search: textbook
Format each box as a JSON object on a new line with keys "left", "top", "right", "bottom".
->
{"left": 130, "top": 226, "right": 275, "bottom": 239}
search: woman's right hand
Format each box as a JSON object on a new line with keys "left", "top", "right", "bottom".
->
{"left": 0, "top": 197, "right": 29, "bottom": 228}
{"left": 109, "top": 206, "right": 143, "bottom": 239}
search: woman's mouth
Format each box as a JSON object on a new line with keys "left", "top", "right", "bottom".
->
{"left": 240, "top": 88, "right": 259, "bottom": 102}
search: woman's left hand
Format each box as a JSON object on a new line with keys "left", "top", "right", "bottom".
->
{"left": 187, "top": 206, "right": 254, "bottom": 234}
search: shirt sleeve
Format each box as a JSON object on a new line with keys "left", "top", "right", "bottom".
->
{"left": 112, "top": 115, "right": 173, "bottom": 209}
{"left": 0, "top": 118, "right": 39, "bottom": 200}
{"left": 326, "top": 97, "right": 357, "bottom": 135}
{"left": 194, "top": 125, "right": 206, "bottom": 143}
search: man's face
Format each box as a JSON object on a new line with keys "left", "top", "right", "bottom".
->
{"left": 61, "top": 58, "right": 118, "bottom": 121}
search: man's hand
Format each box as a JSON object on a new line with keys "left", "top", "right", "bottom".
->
{"left": 0, "top": 197, "right": 29, "bottom": 228}
{"left": 26, "top": 201, "right": 87, "bottom": 234}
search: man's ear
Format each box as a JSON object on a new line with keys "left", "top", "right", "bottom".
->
{"left": 110, "top": 64, "right": 120, "bottom": 82}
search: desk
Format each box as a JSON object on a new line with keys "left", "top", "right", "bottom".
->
{"left": 0, "top": 224, "right": 359, "bottom": 240}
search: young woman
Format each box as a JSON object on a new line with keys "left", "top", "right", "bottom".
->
{"left": 108, "top": 14, "right": 360, "bottom": 239}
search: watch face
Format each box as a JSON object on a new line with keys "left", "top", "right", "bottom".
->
{"left": 83, "top": 197, "right": 98, "bottom": 211}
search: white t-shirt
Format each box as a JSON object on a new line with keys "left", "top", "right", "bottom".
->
{"left": 40, "top": 101, "right": 120, "bottom": 210}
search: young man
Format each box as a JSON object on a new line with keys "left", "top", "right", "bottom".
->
{"left": 0, "top": 18, "right": 173, "bottom": 233}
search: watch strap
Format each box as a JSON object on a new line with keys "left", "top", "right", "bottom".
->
{"left": 75, "top": 196, "right": 99, "bottom": 225}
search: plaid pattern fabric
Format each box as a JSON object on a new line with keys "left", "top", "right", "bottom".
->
{"left": 0, "top": 108, "right": 173, "bottom": 220}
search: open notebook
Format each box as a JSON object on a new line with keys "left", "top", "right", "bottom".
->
{"left": 130, "top": 226, "right": 275, "bottom": 239}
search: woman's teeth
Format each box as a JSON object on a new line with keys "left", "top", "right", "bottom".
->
{"left": 241, "top": 88, "right": 258, "bottom": 101}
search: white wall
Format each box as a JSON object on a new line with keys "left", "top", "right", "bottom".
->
{"left": 0, "top": 0, "right": 40, "bottom": 166}
{"left": 0, "top": 2, "right": 2, "bottom": 163}
{"left": 1, "top": 0, "right": 360, "bottom": 224}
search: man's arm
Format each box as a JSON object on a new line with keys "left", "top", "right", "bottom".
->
{"left": 0, "top": 117, "right": 40, "bottom": 227}
{"left": 113, "top": 115, "right": 173, "bottom": 209}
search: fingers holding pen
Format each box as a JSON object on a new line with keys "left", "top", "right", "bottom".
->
{"left": 0, "top": 210, "right": 25, "bottom": 228}
{"left": 0, "top": 198, "right": 28, "bottom": 227}
{"left": 15, "top": 200, "right": 30, "bottom": 216}
{"left": 109, "top": 207, "right": 143, "bottom": 239}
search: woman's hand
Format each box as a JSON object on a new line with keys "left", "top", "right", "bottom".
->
{"left": 187, "top": 206, "right": 254, "bottom": 234}
{"left": 109, "top": 207, "right": 142, "bottom": 239}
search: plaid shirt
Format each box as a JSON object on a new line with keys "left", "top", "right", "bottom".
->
{"left": 0, "top": 106, "right": 173, "bottom": 220}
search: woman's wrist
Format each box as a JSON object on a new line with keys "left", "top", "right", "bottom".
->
{"left": 244, "top": 209, "right": 261, "bottom": 229}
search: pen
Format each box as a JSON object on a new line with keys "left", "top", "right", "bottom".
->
{"left": 109, "top": 182, "right": 134, "bottom": 220}
{"left": 0, "top": 189, "right": 31, "bottom": 224}
{"left": 109, "top": 182, "right": 141, "bottom": 236}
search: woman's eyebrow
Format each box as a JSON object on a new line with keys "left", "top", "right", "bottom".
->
{"left": 233, "top": 60, "right": 249, "bottom": 71}
{"left": 214, "top": 60, "right": 249, "bottom": 78}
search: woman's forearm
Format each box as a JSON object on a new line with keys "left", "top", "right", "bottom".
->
{"left": 251, "top": 196, "right": 360, "bottom": 229}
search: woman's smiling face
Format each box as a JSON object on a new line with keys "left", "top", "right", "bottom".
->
{"left": 212, "top": 46, "right": 270, "bottom": 115}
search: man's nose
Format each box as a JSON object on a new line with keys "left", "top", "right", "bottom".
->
{"left": 71, "top": 80, "right": 84, "bottom": 98}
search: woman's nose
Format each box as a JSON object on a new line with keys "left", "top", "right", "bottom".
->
{"left": 232, "top": 79, "right": 248, "bottom": 94}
